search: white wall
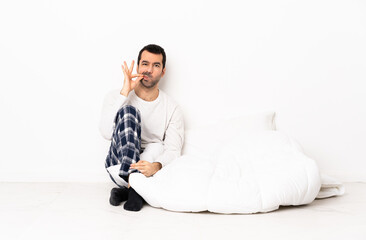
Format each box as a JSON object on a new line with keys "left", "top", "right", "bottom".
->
{"left": 0, "top": 0, "right": 365, "bottom": 182}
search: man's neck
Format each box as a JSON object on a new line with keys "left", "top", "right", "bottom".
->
{"left": 134, "top": 85, "right": 160, "bottom": 102}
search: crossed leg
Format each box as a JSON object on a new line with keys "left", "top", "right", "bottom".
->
{"left": 105, "top": 105, "right": 144, "bottom": 211}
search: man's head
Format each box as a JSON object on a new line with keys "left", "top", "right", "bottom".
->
{"left": 137, "top": 44, "right": 166, "bottom": 69}
{"left": 136, "top": 44, "right": 166, "bottom": 89}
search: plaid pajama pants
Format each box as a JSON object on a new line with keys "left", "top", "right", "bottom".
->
{"left": 105, "top": 105, "right": 142, "bottom": 186}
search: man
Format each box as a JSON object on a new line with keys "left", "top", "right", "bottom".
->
{"left": 99, "top": 44, "right": 184, "bottom": 211}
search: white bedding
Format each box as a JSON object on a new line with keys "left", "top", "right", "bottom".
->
{"left": 128, "top": 111, "right": 346, "bottom": 213}
{"left": 130, "top": 130, "right": 323, "bottom": 214}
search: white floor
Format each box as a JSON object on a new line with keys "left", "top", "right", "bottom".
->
{"left": 1, "top": 182, "right": 365, "bottom": 240}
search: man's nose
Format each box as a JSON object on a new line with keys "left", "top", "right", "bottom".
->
{"left": 147, "top": 65, "right": 153, "bottom": 73}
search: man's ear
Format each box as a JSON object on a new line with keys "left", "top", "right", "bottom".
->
{"left": 161, "top": 67, "right": 166, "bottom": 77}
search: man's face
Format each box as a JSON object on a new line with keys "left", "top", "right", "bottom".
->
{"left": 137, "top": 50, "right": 165, "bottom": 89}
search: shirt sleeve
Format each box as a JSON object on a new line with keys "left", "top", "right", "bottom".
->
{"left": 154, "top": 105, "right": 185, "bottom": 167}
{"left": 99, "top": 89, "right": 128, "bottom": 140}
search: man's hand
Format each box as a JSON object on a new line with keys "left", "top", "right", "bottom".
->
{"left": 130, "top": 161, "right": 162, "bottom": 177}
{"left": 120, "top": 60, "right": 144, "bottom": 97}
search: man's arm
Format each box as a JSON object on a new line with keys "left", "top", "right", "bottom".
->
{"left": 130, "top": 105, "right": 184, "bottom": 177}
{"left": 154, "top": 105, "right": 185, "bottom": 167}
{"left": 99, "top": 61, "right": 143, "bottom": 140}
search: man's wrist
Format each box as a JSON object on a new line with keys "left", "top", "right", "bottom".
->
{"left": 120, "top": 89, "right": 130, "bottom": 97}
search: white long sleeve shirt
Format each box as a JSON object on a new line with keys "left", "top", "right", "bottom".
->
{"left": 99, "top": 89, "right": 184, "bottom": 167}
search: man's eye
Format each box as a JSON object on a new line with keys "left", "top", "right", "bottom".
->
{"left": 155, "top": 64, "right": 160, "bottom": 68}
{"left": 142, "top": 63, "right": 147, "bottom": 66}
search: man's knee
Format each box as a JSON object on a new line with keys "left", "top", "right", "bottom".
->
{"left": 115, "top": 105, "right": 141, "bottom": 123}
{"left": 113, "top": 105, "right": 142, "bottom": 141}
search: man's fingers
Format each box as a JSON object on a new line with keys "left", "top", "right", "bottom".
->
{"left": 130, "top": 165, "right": 141, "bottom": 170}
{"left": 130, "top": 162, "right": 143, "bottom": 169}
{"left": 130, "top": 163, "right": 138, "bottom": 169}
{"left": 131, "top": 74, "right": 144, "bottom": 79}
{"left": 135, "top": 76, "right": 143, "bottom": 84}
{"left": 129, "top": 60, "right": 134, "bottom": 73}
{"left": 132, "top": 76, "right": 143, "bottom": 86}
{"left": 121, "top": 64, "right": 128, "bottom": 76}
{"left": 130, "top": 160, "right": 150, "bottom": 171}
{"left": 124, "top": 61, "right": 129, "bottom": 74}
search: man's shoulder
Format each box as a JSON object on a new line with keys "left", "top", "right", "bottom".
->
{"left": 159, "top": 89, "right": 184, "bottom": 122}
{"left": 159, "top": 89, "right": 180, "bottom": 108}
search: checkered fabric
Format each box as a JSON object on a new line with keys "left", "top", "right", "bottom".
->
{"left": 105, "top": 105, "right": 142, "bottom": 182}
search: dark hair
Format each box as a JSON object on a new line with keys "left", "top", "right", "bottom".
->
{"left": 137, "top": 44, "right": 166, "bottom": 69}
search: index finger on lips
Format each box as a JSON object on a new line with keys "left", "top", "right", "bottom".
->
{"left": 131, "top": 74, "right": 143, "bottom": 79}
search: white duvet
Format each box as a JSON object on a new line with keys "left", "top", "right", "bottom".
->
{"left": 130, "top": 129, "right": 322, "bottom": 214}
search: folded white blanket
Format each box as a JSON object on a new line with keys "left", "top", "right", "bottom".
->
{"left": 316, "top": 174, "right": 345, "bottom": 199}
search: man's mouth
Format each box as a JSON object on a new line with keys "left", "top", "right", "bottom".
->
{"left": 143, "top": 75, "right": 152, "bottom": 80}
{"left": 142, "top": 72, "right": 152, "bottom": 79}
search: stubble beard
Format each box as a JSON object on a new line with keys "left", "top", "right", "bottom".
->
{"left": 139, "top": 73, "right": 161, "bottom": 89}
{"left": 140, "top": 79, "right": 159, "bottom": 89}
